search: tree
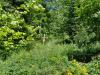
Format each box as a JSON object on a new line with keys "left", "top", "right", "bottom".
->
{"left": 0, "top": 0, "right": 46, "bottom": 59}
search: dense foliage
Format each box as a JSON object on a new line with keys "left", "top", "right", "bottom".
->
{"left": 0, "top": 41, "right": 99, "bottom": 75}
{"left": 0, "top": 0, "right": 100, "bottom": 75}
{"left": 0, "top": 0, "right": 47, "bottom": 59}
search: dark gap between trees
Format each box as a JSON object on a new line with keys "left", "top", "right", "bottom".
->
{"left": 68, "top": 50, "right": 100, "bottom": 63}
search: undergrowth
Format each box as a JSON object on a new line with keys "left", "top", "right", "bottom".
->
{"left": 0, "top": 40, "right": 99, "bottom": 75}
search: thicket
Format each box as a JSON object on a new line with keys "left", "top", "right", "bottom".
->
{"left": 0, "top": 0, "right": 100, "bottom": 75}
{"left": 0, "top": 0, "right": 48, "bottom": 59}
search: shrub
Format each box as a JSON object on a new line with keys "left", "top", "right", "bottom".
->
{"left": 0, "top": 0, "right": 46, "bottom": 59}
{"left": 87, "top": 59, "right": 100, "bottom": 75}
{"left": 64, "top": 60, "right": 88, "bottom": 75}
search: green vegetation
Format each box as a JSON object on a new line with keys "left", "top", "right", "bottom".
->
{"left": 0, "top": 41, "right": 99, "bottom": 75}
{"left": 0, "top": 0, "right": 100, "bottom": 75}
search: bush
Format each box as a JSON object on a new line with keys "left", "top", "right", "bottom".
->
{"left": 0, "top": 0, "right": 46, "bottom": 59}
{"left": 87, "top": 59, "right": 100, "bottom": 75}
{"left": 64, "top": 60, "right": 88, "bottom": 75}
